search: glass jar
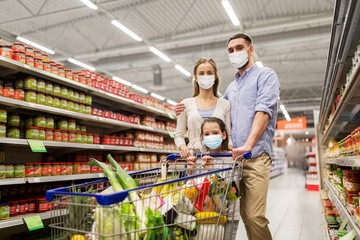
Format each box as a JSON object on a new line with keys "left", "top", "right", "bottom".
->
{"left": 35, "top": 198, "right": 49, "bottom": 213}
{"left": 26, "top": 126, "right": 39, "bottom": 139}
{"left": 25, "top": 163, "right": 33, "bottom": 177}
{"left": 65, "top": 69, "right": 72, "bottom": 80}
{"left": 51, "top": 163, "right": 60, "bottom": 176}
{"left": 6, "top": 164, "right": 14, "bottom": 178}
{"left": 12, "top": 42, "right": 25, "bottom": 52}
{"left": 25, "top": 117, "right": 33, "bottom": 127}
{"left": 61, "top": 130, "right": 68, "bottom": 142}
{"left": 45, "top": 82, "right": 53, "bottom": 94}
{"left": 0, "top": 203, "right": 10, "bottom": 220}
{"left": 53, "top": 84, "right": 61, "bottom": 97}
{"left": 0, "top": 45, "right": 13, "bottom": 58}
{"left": 53, "top": 96, "right": 60, "bottom": 108}
{"left": 85, "top": 95, "right": 92, "bottom": 105}
{"left": 78, "top": 73, "right": 85, "bottom": 84}
{"left": 87, "top": 133, "right": 93, "bottom": 144}
{"left": 60, "top": 98, "right": 68, "bottom": 109}
{"left": 37, "top": 79, "right": 45, "bottom": 92}
{"left": 25, "top": 54, "right": 34, "bottom": 67}
{"left": 45, "top": 117, "right": 54, "bottom": 129}
{"left": 0, "top": 123, "right": 5, "bottom": 137}
{"left": 9, "top": 201, "right": 19, "bottom": 216}
{"left": 79, "top": 103, "right": 86, "bottom": 113}
{"left": 73, "top": 101, "right": 80, "bottom": 112}
{"left": 33, "top": 163, "right": 42, "bottom": 177}
{"left": 81, "top": 132, "right": 87, "bottom": 143}
{"left": 36, "top": 91, "right": 46, "bottom": 105}
{"left": 60, "top": 86, "right": 68, "bottom": 98}
{"left": 27, "top": 199, "right": 36, "bottom": 213}
{"left": 79, "top": 93, "right": 85, "bottom": 103}
{"left": 68, "top": 131, "right": 76, "bottom": 142}
{"left": 93, "top": 134, "right": 100, "bottom": 144}
{"left": 41, "top": 163, "right": 51, "bottom": 176}
{"left": 68, "top": 120, "right": 76, "bottom": 131}
{"left": 34, "top": 115, "right": 46, "bottom": 128}
{"left": 13, "top": 51, "right": 25, "bottom": 63}
{"left": 67, "top": 163, "right": 73, "bottom": 175}
{"left": 68, "top": 88, "right": 74, "bottom": 99}
{"left": 34, "top": 58, "right": 43, "bottom": 69}
{"left": 43, "top": 61, "right": 50, "bottom": 72}
{"left": 33, "top": 50, "right": 41, "bottom": 59}
{"left": 85, "top": 104, "right": 91, "bottom": 115}
{"left": 45, "top": 94, "right": 53, "bottom": 106}
{"left": 8, "top": 113, "right": 20, "bottom": 126}
{"left": 45, "top": 128, "right": 53, "bottom": 141}
{"left": 14, "top": 163, "right": 25, "bottom": 178}
{"left": 57, "top": 119, "right": 68, "bottom": 130}
{"left": 24, "top": 76, "right": 37, "bottom": 90}
{"left": 0, "top": 109, "right": 6, "bottom": 123}
{"left": 38, "top": 127, "right": 45, "bottom": 140}
{"left": 18, "top": 200, "right": 27, "bottom": 215}
{"left": 60, "top": 162, "right": 67, "bottom": 175}
{"left": 25, "top": 90, "right": 36, "bottom": 103}
{"left": 7, "top": 127, "right": 20, "bottom": 138}
{"left": 53, "top": 129, "right": 62, "bottom": 142}
{"left": 41, "top": 53, "right": 48, "bottom": 62}
{"left": 73, "top": 91, "right": 79, "bottom": 102}
{"left": 80, "top": 125, "right": 86, "bottom": 133}
{"left": 58, "top": 67, "right": 65, "bottom": 77}
{"left": 73, "top": 72, "right": 79, "bottom": 82}
{"left": 67, "top": 100, "right": 74, "bottom": 111}
{"left": 75, "top": 132, "right": 82, "bottom": 143}
{"left": 50, "top": 63, "right": 58, "bottom": 75}
{"left": 15, "top": 78, "right": 24, "bottom": 88}
{"left": 101, "top": 135, "right": 110, "bottom": 145}
{"left": 0, "top": 163, "right": 5, "bottom": 178}
{"left": 14, "top": 87, "right": 25, "bottom": 100}
{"left": 3, "top": 84, "right": 14, "bottom": 98}
{"left": 25, "top": 46, "right": 33, "bottom": 56}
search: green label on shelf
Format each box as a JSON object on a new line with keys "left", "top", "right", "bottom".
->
{"left": 24, "top": 215, "right": 44, "bottom": 231}
{"left": 168, "top": 113, "right": 175, "bottom": 119}
{"left": 27, "top": 140, "right": 47, "bottom": 153}
{"left": 168, "top": 131, "right": 175, "bottom": 138}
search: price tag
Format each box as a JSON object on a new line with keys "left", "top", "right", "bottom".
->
{"left": 27, "top": 140, "right": 47, "bottom": 153}
{"left": 167, "top": 113, "right": 175, "bottom": 119}
{"left": 168, "top": 131, "right": 175, "bottom": 138}
{"left": 24, "top": 215, "right": 44, "bottom": 231}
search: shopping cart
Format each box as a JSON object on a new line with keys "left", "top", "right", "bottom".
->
{"left": 46, "top": 152, "right": 251, "bottom": 240}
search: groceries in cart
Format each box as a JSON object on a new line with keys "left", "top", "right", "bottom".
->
{"left": 46, "top": 153, "right": 248, "bottom": 240}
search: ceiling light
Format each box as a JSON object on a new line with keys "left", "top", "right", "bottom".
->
{"left": 167, "top": 99, "right": 177, "bottom": 106}
{"left": 16, "top": 36, "right": 55, "bottom": 54}
{"left": 132, "top": 84, "right": 148, "bottom": 94}
{"left": 111, "top": 20, "right": 142, "bottom": 42}
{"left": 79, "top": 0, "right": 98, "bottom": 10}
{"left": 305, "top": 131, "right": 309, "bottom": 135}
{"left": 149, "top": 46, "right": 171, "bottom": 62}
{"left": 256, "top": 61, "right": 264, "bottom": 67}
{"left": 150, "top": 93, "right": 165, "bottom": 101}
{"left": 286, "top": 137, "right": 292, "bottom": 145}
{"left": 112, "top": 76, "right": 132, "bottom": 86}
{"left": 280, "top": 104, "right": 285, "bottom": 111}
{"left": 68, "top": 58, "right": 96, "bottom": 71}
{"left": 175, "top": 64, "right": 191, "bottom": 77}
{"left": 221, "top": 0, "right": 240, "bottom": 26}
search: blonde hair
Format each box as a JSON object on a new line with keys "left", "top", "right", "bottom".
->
{"left": 192, "top": 57, "right": 220, "bottom": 98}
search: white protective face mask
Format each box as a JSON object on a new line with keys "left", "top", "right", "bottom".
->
{"left": 228, "top": 48, "right": 249, "bottom": 69}
{"left": 197, "top": 75, "right": 215, "bottom": 90}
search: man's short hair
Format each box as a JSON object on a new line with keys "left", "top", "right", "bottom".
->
{"left": 227, "top": 33, "right": 253, "bottom": 46}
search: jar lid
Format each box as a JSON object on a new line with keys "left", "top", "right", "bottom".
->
{"left": 61, "top": 130, "right": 68, "bottom": 132}
{"left": 0, "top": 203, "right": 9, "bottom": 206}
{"left": 41, "top": 53, "right": 48, "bottom": 56}
{"left": 34, "top": 50, "right": 41, "bottom": 53}
{"left": 65, "top": 69, "right": 72, "bottom": 71}
{"left": 37, "top": 91, "right": 45, "bottom": 94}
{"left": 13, "top": 42, "right": 25, "bottom": 46}
{"left": 45, "top": 128, "right": 53, "bottom": 131}
{"left": 36, "top": 198, "right": 46, "bottom": 201}
{"left": 87, "top": 133, "right": 93, "bottom": 136}
{"left": 25, "top": 89, "right": 36, "bottom": 92}
{"left": 27, "top": 126, "right": 38, "bottom": 129}
{"left": 54, "top": 129, "right": 61, "bottom": 132}
{"left": 50, "top": 63, "right": 57, "bottom": 66}
{"left": 75, "top": 132, "right": 81, "bottom": 134}
{"left": 68, "top": 119, "right": 76, "bottom": 122}
{"left": 49, "top": 61, "right": 55, "bottom": 64}
{"left": 69, "top": 131, "right": 75, "bottom": 133}
{"left": 25, "top": 46, "right": 33, "bottom": 49}
{"left": 44, "top": 93, "right": 52, "bottom": 97}
{"left": 14, "top": 87, "right": 24, "bottom": 90}
{"left": 19, "top": 200, "right": 27, "bottom": 203}
{"left": 58, "top": 67, "right": 64, "bottom": 70}
{"left": 38, "top": 127, "right": 45, "bottom": 130}
{"left": 25, "top": 54, "right": 33, "bottom": 57}
{"left": 8, "top": 201, "right": 19, "bottom": 203}
{"left": 0, "top": 45, "right": 12, "bottom": 48}
{"left": 33, "top": 163, "right": 42, "bottom": 165}
{"left": 53, "top": 96, "right": 60, "bottom": 99}
{"left": 34, "top": 56, "right": 42, "bottom": 60}
{"left": 4, "top": 84, "right": 13, "bottom": 87}
{"left": 25, "top": 163, "right": 33, "bottom": 165}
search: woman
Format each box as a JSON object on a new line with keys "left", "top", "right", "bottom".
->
{"left": 174, "top": 57, "right": 233, "bottom": 158}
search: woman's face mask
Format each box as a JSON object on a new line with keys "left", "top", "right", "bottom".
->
{"left": 197, "top": 75, "right": 215, "bottom": 90}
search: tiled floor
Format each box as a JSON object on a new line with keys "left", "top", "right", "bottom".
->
{"left": 236, "top": 168, "right": 325, "bottom": 240}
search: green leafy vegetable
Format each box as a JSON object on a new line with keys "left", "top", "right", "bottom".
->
{"left": 144, "top": 208, "right": 165, "bottom": 240}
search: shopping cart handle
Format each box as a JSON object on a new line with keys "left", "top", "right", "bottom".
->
{"left": 167, "top": 151, "right": 252, "bottom": 160}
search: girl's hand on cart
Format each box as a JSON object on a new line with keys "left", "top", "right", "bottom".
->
{"left": 180, "top": 145, "right": 194, "bottom": 158}
{"left": 228, "top": 145, "right": 234, "bottom": 151}
{"left": 232, "top": 144, "right": 252, "bottom": 160}
{"left": 201, "top": 155, "right": 214, "bottom": 168}
{"left": 187, "top": 156, "right": 197, "bottom": 168}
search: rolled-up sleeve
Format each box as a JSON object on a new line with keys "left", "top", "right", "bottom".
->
{"left": 255, "top": 70, "right": 280, "bottom": 118}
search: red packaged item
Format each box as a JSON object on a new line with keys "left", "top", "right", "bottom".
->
{"left": 101, "top": 135, "right": 110, "bottom": 145}
{"left": 19, "top": 200, "right": 28, "bottom": 215}
{"left": 36, "top": 198, "right": 49, "bottom": 213}
{"left": 9, "top": 201, "right": 19, "bottom": 216}
{"left": 27, "top": 199, "right": 36, "bottom": 213}
{"left": 93, "top": 134, "right": 100, "bottom": 144}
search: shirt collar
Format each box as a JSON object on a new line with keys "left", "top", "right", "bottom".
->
{"left": 235, "top": 64, "right": 258, "bottom": 81}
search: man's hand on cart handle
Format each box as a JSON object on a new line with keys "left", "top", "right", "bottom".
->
{"left": 232, "top": 144, "right": 252, "bottom": 160}
{"left": 175, "top": 101, "right": 185, "bottom": 116}
{"left": 201, "top": 155, "right": 214, "bottom": 168}
{"left": 179, "top": 145, "right": 194, "bottom": 158}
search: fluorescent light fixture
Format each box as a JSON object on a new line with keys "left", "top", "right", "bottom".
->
{"left": 279, "top": 104, "right": 285, "bottom": 111}
{"left": 111, "top": 20, "right": 142, "bottom": 42}
{"left": 167, "top": 99, "right": 177, "bottom": 106}
{"left": 132, "top": 84, "right": 148, "bottom": 94}
{"left": 286, "top": 137, "right": 292, "bottom": 145}
{"left": 149, "top": 46, "right": 171, "bottom": 62}
{"left": 256, "top": 61, "right": 264, "bottom": 67}
{"left": 150, "top": 92, "right": 165, "bottom": 101}
{"left": 112, "top": 76, "right": 132, "bottom": 86}
{"left": 175, "top": 64, "right": 191, "bottom": 77}
{"left": 16, "top": 36, "right": 55, "bottom": 54}
{"left": 221, "top": 0, "right": 240, "bottom": 26}
{"left": 68, "top": 58, "right": 96, "bottom": 71}
{"left": 79, "top": 0, "right": 98, "bottom": 10}
{"left": 305, "top": 131, "right": 309, "bottom": 135}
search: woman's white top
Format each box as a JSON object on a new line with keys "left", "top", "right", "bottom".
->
{"left": 174, "top": 97, "right": 233, "bottom": 152}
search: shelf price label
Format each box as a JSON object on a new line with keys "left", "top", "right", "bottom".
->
{"left": 24, "top": 215, "right": 44, "bottom": 231}
{"left": 27, "top": 140, "right": 47, "bottom": 153}
{"left": 168, "top": 131, "right": 175, "bottom": 138}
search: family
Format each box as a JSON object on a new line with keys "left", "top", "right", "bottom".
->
{"left": 174, "top": 32, "right": 280, "bottom": 240}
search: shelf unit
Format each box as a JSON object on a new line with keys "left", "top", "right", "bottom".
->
{"left": 270, "top": 147, "right": 286, "bottom": 178}
{"left": 324, "top": 156, "right": 360, "bottom": 167}
{"left": 325, "top": 179, "right": 360, "bottom": 240}
{"left": 306, "top": 152, "right": 319, "bottom": 191}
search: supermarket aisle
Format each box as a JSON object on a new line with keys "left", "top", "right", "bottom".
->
{"left": 236, "top": 168, "right": 324, "bottom": 240}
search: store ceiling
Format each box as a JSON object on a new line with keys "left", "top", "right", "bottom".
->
{"left": 0, "top": 0, "right": 334, "bottom": 127}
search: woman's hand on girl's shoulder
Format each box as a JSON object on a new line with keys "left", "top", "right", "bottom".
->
{"left": 201, "top": 155, "right": 214, "bottom": 168}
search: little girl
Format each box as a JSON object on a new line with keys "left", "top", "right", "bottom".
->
{"left": 187, "top": 117, "right": 240, "bottom": 240}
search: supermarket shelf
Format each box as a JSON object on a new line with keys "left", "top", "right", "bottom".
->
{"left": 325, "top": 179, "right": 360, "bottom": 239}
{"left": 325, "top": 156, "right": 360, "bottom": 167}
{"left": 0, "top": 56, "right": 175, "bottom": 119}
{"left": 0, "top": 178, "right": 26, "bottom": 185}
{"left": 0, "top": 209, "right": 65, "bottom": 229}
{"left": 321, "top": 61, "right": 360, "bottom": 144}
{"left": 321, "top": 205, "right": 331, "bottom": 240}
{"left": 0, "top": 95, "right": 175, "bottom": 136}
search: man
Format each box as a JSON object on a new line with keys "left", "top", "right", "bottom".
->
{"left": 175, "top": 33, "right": 280, "bottom": 240}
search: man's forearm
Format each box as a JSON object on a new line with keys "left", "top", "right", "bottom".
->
{"left": 244, "top": 111, "right": 269, "bottom": 148}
